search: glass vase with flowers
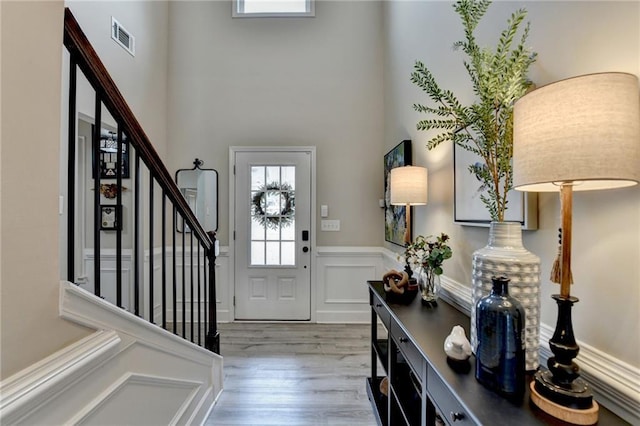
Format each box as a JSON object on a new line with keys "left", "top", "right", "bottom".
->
{"left": 402, "top": 233, "right": 452, "bottom": 306}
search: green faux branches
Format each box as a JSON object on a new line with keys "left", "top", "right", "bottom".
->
{"left": 411, "top": 0, "right": 536, "bottom": 222}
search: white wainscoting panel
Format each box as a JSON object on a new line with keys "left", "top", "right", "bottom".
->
{"left": 69, "top": 373, "right": 203, "bottom": 425}
{"left": 82, "top": 246, "right": 232, "bottom": 326}
{"left": 81, "top": 249, "right": 133, "bottom": 311}
{"left": 0, "top": 282, "right": 223, "bottom": 425}
{"left": 315, "top": 247, "right": 387, "bottom": 323}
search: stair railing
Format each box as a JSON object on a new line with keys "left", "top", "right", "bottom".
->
{"left": 63, "top": 8, "right": 219, "bottom": 353}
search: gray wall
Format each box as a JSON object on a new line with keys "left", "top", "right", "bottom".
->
{"left": 166, "top": 1, "right": 385, "bottom": 246}
{"left": 382, "top": 1, "right": 639, "bottom": 367}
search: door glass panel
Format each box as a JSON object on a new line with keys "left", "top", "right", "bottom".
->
{"left": 250, "top": 165, "right": 296, "bottom": 266}
{"left": 281, "top": 242, "right": 295, "bottom": 265}
{"left": 251, "top": 167, "right": 265, "bottom": 190}
{"left": 281, "top": 220, "right": 295, "bottom": 240}
{"left": 251, "top": 218, "right": 265, "bottom": 240}
{"left": 251, "top": 241, "right": 265, "bottom": 265}
{"left": 266, "top": 166, "right": 280, "bottom": 183}
{"left": 266, "top": 221, "right": 280, "bottom": 240}
{"left": 265, "top": 241, "right": 280, "bottom": 265}
{"left": 282, "top": 166, "right": 295, "bottom": 188}
{"left": 265, "top": 192, "right": 280, "bottom": 215}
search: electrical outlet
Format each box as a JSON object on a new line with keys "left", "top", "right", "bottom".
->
{"left": 321, "top": 219, "right": 340, "bottom": 231}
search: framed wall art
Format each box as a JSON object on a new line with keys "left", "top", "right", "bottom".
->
{"left": 384, "top": 140, "right": 412, "bottom": 246}
{"left": 453, "top": 143, "right": 538, "bottom": 230}
{"left": 100, "top": 205, "right": 120, "bottom": 231}
{"left": 93, "top": 126, "right": 130, "bottom": 179}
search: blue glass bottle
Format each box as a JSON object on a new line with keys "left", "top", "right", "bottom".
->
{"left": 475, "top": 276, "right": 525, "bottom": 401}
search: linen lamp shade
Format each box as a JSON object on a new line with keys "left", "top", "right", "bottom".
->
{"left": 512, "top": 72, "right": 639, "bottom": 424}
{"left": 390, "top": 166, "right": 428, "bottom": 205}
{"left": 513, "top": 72, "right": 640, "bottom": 192}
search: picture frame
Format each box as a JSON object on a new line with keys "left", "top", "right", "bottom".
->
{"left": 92, "top": 126, "right": 130, "bottom": 179}
{"left": 100, "top": 204, "right": 120, "bottom": 231}
{"left": 453, "top": 143, "right": 538, "bottom": 230}
{"left": 384, "top": 140, "right": 412, "bottom": 246}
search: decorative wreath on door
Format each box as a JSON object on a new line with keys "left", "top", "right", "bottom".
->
{"left": 251, "top": 182, "right": 295, "bottom": 229}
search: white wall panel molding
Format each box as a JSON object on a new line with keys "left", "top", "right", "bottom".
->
{"left": 315, "top": 247, "right": 386, "bottom": 323}
{"left": 0, "top": 330, "right": 120, "bottom": 425}
{"left": 51, "top": 281, "right": 223, "bottom": 425}
{"left": 67, "top": 373, "right": 202, "bottom": 425}
{"left": 162, "top": 246, "right": 231, "bottom": 323}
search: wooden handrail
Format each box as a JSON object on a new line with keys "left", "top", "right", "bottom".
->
{"left": 63, "top": 8, "right": 212, "bottom": 250}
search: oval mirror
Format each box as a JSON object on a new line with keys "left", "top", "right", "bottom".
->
{"left": 175, "top": 159, "right": 218, "bottom": 232}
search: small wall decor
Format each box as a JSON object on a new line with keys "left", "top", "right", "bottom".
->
{"left": 100, "top": 205, "right": 120, "bottom": 230}
{"left": 99, "top": 183, "right": 128, "bottom": 199}
{"left": 384, "top": 140, "right": 412, "bottom": 246}
{"left": 93, "top": 127, "right": 130, "bottom": 179}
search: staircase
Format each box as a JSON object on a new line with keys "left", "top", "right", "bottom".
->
{"left": 63, "top": 8, "right": 219, "bottom": 352}
{"left": 0, "top": 8, "right": 223, "bottom": 425}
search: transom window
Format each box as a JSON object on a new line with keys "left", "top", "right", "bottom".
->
{"left": 233, "top": 0, "right": 315, "bottom": 17}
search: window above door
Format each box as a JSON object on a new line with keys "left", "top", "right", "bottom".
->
{"left": 232, "top": 0, "right": 315, "bottom": 18}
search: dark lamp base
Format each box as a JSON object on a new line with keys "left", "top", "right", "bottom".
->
{"left": 534, "top": 369, "right": 593, "bottom": 409}
{"left": 530, "top": 379, "right": 599, "bottom": 425}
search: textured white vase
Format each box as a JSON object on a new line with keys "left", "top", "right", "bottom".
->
{"left": 471, "top": 221, "right": 541, "bottom": 371}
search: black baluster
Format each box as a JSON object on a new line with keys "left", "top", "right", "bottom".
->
{"left": 172, "top": 206, "right": 177, "bottom": 334}
{"left": 190, "top": 231, "right": 194, "bottom": 342}
{"left": 182, "top": 217, "right": 186, "bottom": 338}
{"left": 149, "top": 178, "right": 154, "bottom": 323}
{"left": 162, "top": 189, "right": 167, "bottom": 329}
{"left": 67, "top": 57, "right": 77, "bottom": 283}
{"left": 134, "top": 152, "right": 140, "bottom": 316}
{"left": 197, "top": 242, "right": 201, "bottom": 346}
{"left": 116, "top": 126, "right": 123, "bottom": 308}
{"left": 93, "top": 97, "right": 101, "bottom": 297}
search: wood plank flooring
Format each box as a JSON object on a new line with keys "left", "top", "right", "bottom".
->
{"left": 205, "top": 323, "right": 378, "bottom": 426}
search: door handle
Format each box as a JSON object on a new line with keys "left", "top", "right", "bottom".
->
{"left": 302, "top": 246, "right": 309, "bottom": 253}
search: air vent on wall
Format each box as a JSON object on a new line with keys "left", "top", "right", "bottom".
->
{"left": 111, "top": 17, "right": 135, "bottom": 56}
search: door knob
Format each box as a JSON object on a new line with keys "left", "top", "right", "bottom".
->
{"left": 302, "top": 246, "right": 309, "bottom": 253}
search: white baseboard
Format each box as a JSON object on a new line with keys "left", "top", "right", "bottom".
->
{"left": 316, "top": 310, "right": 370, "bottom": 323}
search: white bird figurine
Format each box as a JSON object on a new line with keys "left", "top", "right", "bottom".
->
{"left": 444, "top": 325, "right": 472, "bottom": 361}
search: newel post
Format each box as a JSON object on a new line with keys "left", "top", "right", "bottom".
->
{"left": 205, "top": 231, "right": 220, "bottom": 354}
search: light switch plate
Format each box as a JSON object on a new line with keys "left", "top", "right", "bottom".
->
{"left": 321, "top": 219, "right": 340, "bottom": 231}
{"left": 320, "top": 205, "right": 329, "bottom": 218}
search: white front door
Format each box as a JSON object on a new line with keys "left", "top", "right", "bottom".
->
{"left": 233, "top": 149, "right": 313, "bottom": 320}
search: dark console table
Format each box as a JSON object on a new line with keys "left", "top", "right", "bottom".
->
{"left": 366, "top": 280, "right": 626, "bottom": 425}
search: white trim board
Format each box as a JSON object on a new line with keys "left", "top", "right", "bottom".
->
{"left": 0, "top": 282, "right": 223, "bottom": 425}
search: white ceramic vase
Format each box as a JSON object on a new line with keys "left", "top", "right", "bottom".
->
{"left": 471, "top": 221, "right": 541, "bottom": 371}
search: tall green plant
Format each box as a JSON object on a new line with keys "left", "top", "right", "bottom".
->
{"left": 411, "top": 0, "right": 536, "bottom": 221}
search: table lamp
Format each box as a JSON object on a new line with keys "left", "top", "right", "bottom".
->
{"left": 390, "top": 165, "right": 428, "bottom": 246}
{"left": 513, "top": 72, "right": 640, "bottom": 425}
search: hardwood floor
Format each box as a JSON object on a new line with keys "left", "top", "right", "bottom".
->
{"left": 205, "top": 323, "right": 378, "bottom": 426}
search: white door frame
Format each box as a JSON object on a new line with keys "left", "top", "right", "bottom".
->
{"left": 228, "top": 146, "right": 317, "bottom": 322}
